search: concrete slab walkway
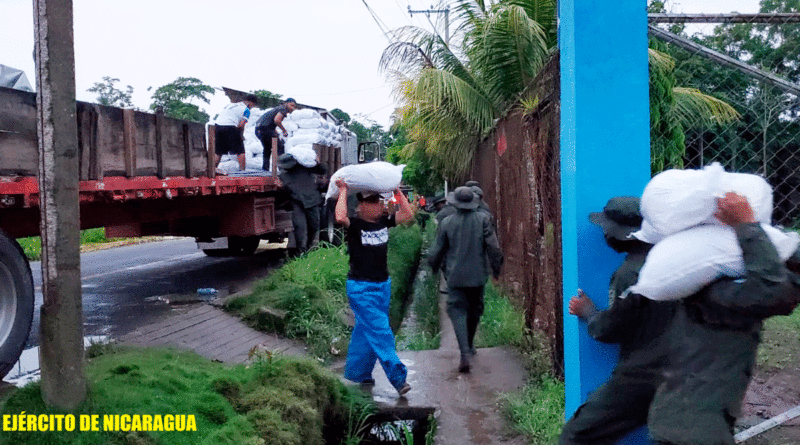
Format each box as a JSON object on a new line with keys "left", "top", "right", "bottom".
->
{"left": 118, "top": 302, "right": 306, "bottom": 363}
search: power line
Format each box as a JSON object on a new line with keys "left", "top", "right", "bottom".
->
{"left": 361, "top": 0, "right": 398, "bottom": 43}
{"left": 291, "top": 84, "right": 389, "bottom": 98}
{"left": 363, "top": 102, "right": 395, "bottom": 116}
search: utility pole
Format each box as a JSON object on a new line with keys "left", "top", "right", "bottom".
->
{"left": 408, "top": 5, "right": 450, "bottom": 46}
{"left": 33, "top": 0, "right": 87, "bottom": 409}
{"left": 408, "top": 4, "right": 450, "bottom": 194}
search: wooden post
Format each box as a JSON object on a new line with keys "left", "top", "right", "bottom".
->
{"left": 271, "top": 137, "right": 278, "bottom": 177}
{"left": 33, "top": 0, "right": 87, "bottom": 409}
{"left": 182, "top": 124, "right": 192, "bottom": 178}
{"left": 122, "top": 108, "right": 136, "bottom": 178}
{"left": 154, "top": 110, "right": 165, "bottom": 179}
{"left": 207, "top": 124, "right": 216, "bottom": 177}
{"left": 560, "top": 0, "right": 651, "bottom": 443}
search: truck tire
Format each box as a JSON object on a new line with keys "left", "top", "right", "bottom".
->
{"left": 228, "top": 236, "right": 261, "bottom": 256}
{"left": 202, "top": 236, "right": 260, "bottom": 257}
{"left": 0, "top": 230, "right": 34, "bottom": 379}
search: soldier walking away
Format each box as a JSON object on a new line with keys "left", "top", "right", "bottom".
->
{"left": 427, "top": 186, "right": 503, "bottom": 373}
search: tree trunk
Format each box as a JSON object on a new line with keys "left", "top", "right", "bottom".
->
{"left": 34, "top": 0, "right": 87, "bottom": 409}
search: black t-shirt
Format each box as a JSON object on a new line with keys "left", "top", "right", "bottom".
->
{"left": 346, "top": 215, "right": 396, "bottom": 282}
{"left": 255, "top": 105, "right": 289, "bottom": 136}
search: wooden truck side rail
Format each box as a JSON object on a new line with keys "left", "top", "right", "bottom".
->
{"left": 0, "top": 85, "right": 294, "bottom": 241}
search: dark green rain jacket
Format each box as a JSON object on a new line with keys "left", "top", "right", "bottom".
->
{"left": 648, "top": 223, "right": 800, "bottom": 445}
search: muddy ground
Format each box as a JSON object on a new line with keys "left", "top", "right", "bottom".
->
{"left": 738, "top": 314, "right": 800, "bottom": 445}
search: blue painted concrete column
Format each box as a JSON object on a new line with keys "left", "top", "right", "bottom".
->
{"left": 559, "top": 0, "right": 651, "bottom": 437}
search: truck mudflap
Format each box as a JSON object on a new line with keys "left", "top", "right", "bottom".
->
{"left": 0, "top": 228, "right": 34, "bottom": 379}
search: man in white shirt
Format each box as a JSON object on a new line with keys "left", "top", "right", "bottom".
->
{"left": 214, "top": 94, "right": 258, "bottom": 172}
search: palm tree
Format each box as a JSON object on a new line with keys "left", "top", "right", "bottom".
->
{"left": 381, "top": 0, "right": 555, "bottom": 180}
{"left": 382, "top": 0, "right": 739, "bottom": 179}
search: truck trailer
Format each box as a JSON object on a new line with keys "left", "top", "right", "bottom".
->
{"left": 0, "top": 85, "right": 358, "bottom": 377}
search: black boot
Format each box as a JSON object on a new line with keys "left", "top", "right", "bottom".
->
{"left": 459, "top": 354, "right": 471, "bottom": 373}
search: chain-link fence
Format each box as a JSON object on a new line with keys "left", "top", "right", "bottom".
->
{"left": 649, "top": 12, "right": 800, "bottom": 227}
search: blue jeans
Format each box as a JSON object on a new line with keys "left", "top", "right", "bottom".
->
{"left": 344, "top": 278, "right": 407, "bottom": 390}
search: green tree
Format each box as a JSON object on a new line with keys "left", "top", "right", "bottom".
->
{"left": 386, "top": 124, "right": 443, "bottom": 196}
{"left": 330, "top": 108, "right": 351, "bottom": 125}
{"left": 149, "top": 77, "right": 215, "bottom": 122}
{"left": 87, "top": 76, "right": 134, "bottom": 107}
{"left": 251, "top": 89, "right": 282, "bottom": 109}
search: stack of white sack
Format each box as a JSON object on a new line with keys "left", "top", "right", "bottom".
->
{"left": 284, "top": 108, "right": 345, "bottom": 150}
{"left": 325, "top": 162, "right": 406, "bottom": 200}
{"left": 626, "top": 162, "right": 800, "bottom": 301}
{"left": 286, "top": 144, "right": 318, "bottom": 168}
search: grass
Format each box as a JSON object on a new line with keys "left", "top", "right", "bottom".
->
{"left": 225, "top": 223, "right": 424, "bottom": 363}
{"left": 757, "top": 305, "right": 800, "bottom": 371}
{"left": 499, "top": 375, "right": 565, "bottom": 445}
{"left": 0, "top": 346, "right": 373, "bottom": 445}
{"left": 18, "top": 228, "right": 129, "bottom": 261}
{"left": 474, "top": 282, "right": 527, "bottom": 349}
{"left": 397, "top": 220, "right": 441, "bottom": 351}
{"left": 387, "top": 224, "right": 423, "bottom": 332}
{"left": 224, "top": 243, "right": 351, "bottom": 362}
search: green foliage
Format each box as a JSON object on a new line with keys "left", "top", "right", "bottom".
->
{"left": 386, "top": 126, "right": 443, "bottom": 196}
{"left": 251, "top": 90, "right": 282, "bottom": 109}
{"left": 499, "top": 374, "right": 565, "bottom": 444}
{"left": 397, "top": 221, "right": 441, "bottom": 351}
{"left": 329, "top": 108, "right": 351, "bottom": 125}
{"left": 382, "top": 0, "right": 555, "bottom": 181}
{"left": 757, "top": 305, "right": 800, "bottom": 371}
{"left": 475, "top": 281, "right": 526, "bottom": 348}
{"left": 225, "top": 244, "right": 351, "bottom": 362}
{"left": 87, "top": 76, "right": 134, "bottom": 107}
{"left": 18, "top": 228, "right": 120, "bottom": 261}
{"left": 0, "top": 347, "right": 369, "bottom": 445}
{"left": 149, "top": 77, "right": 215, "bottom": 123}
{"left": 387, "top": 224, "right": 423, "bottom": 332}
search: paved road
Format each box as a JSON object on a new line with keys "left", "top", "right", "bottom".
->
{"left": 26, "top": 238, "right": 286, "bottom": 347}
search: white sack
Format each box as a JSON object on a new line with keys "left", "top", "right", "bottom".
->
{"left": 297, "top": 118, "right": 322, "bottom": 129}
{"left": 283, "top": 121, "right": 299, "bottom": 134}
{"left": 325, "top": 162, "right": 406, "bottom": 200}
{"left": 286, "top": 133, "right": 326, "bottom": 149}
{"left": 634, "top": 163, "right": 773, "bottom": 243}
{"left": 294, "top": 128, "right": 324, "bottom": 137}
{"left": 289, "top": 108, "right": 320, "bottom": 121}
{"left": 287, "top": 144, "right": 318, "bottom": 168}
{"left": 628, "top": 224, "right": 800, "bottom": 301}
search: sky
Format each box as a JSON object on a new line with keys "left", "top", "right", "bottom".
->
{"left": 1, "top": 0, "right": 764, "bottom": 129}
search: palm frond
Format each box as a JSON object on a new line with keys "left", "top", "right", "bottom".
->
{"left": 648, "top": 47, "right": 675, "bottom": 77}
{"left": 671, "top": 87, "right": 741, "bottom": 128}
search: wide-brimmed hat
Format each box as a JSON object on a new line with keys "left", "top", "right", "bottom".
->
{"left": 277, "top": 153, "right": 297, "bottom": 170}
{"left": 588, "top": 196, "right": 642, "bottom": 241}
{"left": 447, "top": 186, "right": 479, "bottom": 210}
{"left": 470, "top": 185, "right": 484, "bottom": 198}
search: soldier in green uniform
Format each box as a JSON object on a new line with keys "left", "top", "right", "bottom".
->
{"left": 277, "top": 153, "right": 327, "bottom": 254}
{"left": 559, "top": 197, "right": 679, "bottom": 445}
{"left": 648, "top": 192, "right": 800, "bottom": 445}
